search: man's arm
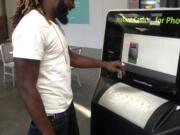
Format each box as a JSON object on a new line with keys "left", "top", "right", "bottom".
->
{"left": 69, "top": 49, "right": 125, "bottom": 75}
{"left": 14, "top": 58, "right": 55, "bottom": 135}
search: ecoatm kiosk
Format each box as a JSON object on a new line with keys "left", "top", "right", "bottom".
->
{"left": 91, "top": 9, "right": 180, "bottom": 135}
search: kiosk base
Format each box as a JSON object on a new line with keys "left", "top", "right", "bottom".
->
{"left": 91, "top": 103, "right": 146, "bottom": 135}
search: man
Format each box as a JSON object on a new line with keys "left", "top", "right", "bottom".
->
{"left": 12, "top": 0, "right": 125, "bottom": 135}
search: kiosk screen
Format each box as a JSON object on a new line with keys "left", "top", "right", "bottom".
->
{"left": 122, "top": 33, "right": 180, "bottom": 83}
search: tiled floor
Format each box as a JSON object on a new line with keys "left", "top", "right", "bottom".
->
{"left": 0, "top": 48, "right": 102, "bottom": 135}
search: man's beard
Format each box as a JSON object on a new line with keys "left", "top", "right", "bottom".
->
{"left": 55, "top": 0, "right": 69, "bottom": 25}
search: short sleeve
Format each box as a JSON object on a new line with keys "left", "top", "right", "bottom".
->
{"left": 12, "top": 22, "right": 46, "bottom": 60}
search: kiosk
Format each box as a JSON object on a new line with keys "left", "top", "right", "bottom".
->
{"left": 91, "top": 9, "right": 180, "bottom": 135}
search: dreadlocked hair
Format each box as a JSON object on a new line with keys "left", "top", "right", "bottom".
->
{"left": 11, "top": 0, "right": 41, "bottom": 28}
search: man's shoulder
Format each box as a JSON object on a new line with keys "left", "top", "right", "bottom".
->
{"left": 18, "top": 10, "right": 47, "bottom": 30}
{"left": 12, "top": 10, "right": 47, "bottom": 41}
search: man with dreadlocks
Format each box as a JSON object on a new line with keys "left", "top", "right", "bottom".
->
{"left": 12, "top": 0, "right": 125, "bottom": 135}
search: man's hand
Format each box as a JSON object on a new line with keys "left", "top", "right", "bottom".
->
{"left": 102, "top": 61, "right": 125, "bottom": 75}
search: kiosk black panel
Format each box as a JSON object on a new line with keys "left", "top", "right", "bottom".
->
{"left": 91, "top": 9, "right": 180, "bottom": 135}
{"left": 101, "top": 9, "right": 180, "bottom": 100}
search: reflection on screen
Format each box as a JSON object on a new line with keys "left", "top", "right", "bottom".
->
{"left": 122, "top": 33, "right": 180, "bottom": 77}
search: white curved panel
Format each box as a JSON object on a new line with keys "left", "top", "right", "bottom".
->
{"left": 99, "top": 83, "right": 168, "bottom": 128}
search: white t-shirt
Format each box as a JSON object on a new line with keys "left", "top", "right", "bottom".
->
{"left": 12, "top": 10, "right": 73, "bottom": 114}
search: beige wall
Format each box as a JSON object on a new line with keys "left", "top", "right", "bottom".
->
{"left": 0, "top": 0, "right": 6, "bottom": 16}
{"left": 128, "top": 0, "right": 139, "bottom": 9}
{"left": 5, "top": 0, "right": 16, "bottom": 37}
{"left": 0, "top": 0, "right": 3, "bottom": 16}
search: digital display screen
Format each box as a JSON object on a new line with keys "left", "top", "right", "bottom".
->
{"left": 122, "top": 33, "right": 180, "bottom": 83}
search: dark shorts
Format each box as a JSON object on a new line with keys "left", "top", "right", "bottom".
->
{"left": 28, "top": 102, "right": 80, "bottom": 135}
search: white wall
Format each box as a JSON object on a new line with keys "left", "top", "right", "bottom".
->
{"left": 4, "top": 0, "right": 128, "bottom": 48}
{"left": 62, "top": 0, "right": 128, "bottom": 49}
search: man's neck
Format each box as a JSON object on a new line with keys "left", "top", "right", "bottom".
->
{"left": 39, "top": 3, "right": 56, "bottom": 22}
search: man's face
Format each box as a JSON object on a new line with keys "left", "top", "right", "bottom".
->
{"left": 55, "top": 0, "right": 75, "bottom": 24}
